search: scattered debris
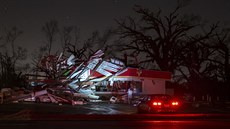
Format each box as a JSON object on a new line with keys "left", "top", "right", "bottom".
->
{"left": 6, "top": 50, "right": 126, "bottom": 105}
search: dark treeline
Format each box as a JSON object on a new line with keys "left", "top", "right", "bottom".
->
{"left": 114, "top": 4, "right": 230, "bottom": 99}
{"left": 0, "top": 2, "right": 229, "bottom": 99}
{"left": 0, "top": 27, "right": 28, "bottom": 89}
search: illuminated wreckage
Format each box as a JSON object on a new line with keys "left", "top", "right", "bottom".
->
{"left": 17, "top": 50, "right": 126, "bottom": 105}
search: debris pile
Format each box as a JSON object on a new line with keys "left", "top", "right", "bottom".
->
{"left": 6, "top": 50, "right": 126, "bottom": 105}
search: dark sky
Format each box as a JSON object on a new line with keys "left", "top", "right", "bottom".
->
{"left": 0, "top": 0, "right": 230, "bottom": 54}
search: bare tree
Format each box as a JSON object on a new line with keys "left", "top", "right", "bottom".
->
{"left": 42, "top": 20, "right": 59, "bottom": 55}
{"left": 113, "top": 3, "right": 229, "bottom": 98}
{"left": 4, "top": 27, "right": 23, "bottom": 56}
{"left": 0, "top": 27, "right": 27, "bottom": 88}
{"left": 31, "top": 45, "right": 48, "bottom": 75}
{"left": 30, "top": 20, "right": 60, "bottom": 78}
{"left": 115, "top": 4, "right": 216, "bottom": 73}
{"left": 60, "top": 26, "right": 74, "bottom": 55}
{"left": 65, "top": 29, "right": 115, "bottom": 62}
{"left": 207, "top": 28, "right": 230, "bottom": 84}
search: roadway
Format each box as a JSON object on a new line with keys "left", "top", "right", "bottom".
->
{"left": 1, "top": 118, "right": 230, "bottom": 129}
{"left": 0, "top": 102, "right": 230, "bottom": 129}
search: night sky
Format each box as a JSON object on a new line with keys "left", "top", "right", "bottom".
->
{"left": 0, "top": 0, "right": 230, "bottom": 55}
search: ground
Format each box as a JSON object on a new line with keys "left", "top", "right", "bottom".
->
{"left": 0, "top": 101, "right": 230, "bottom": 120}
{"left": 1, "top": 102, "right": 230, "bottom": 129}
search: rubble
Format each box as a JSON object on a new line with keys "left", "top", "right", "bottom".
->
{"left": 4, "top": 50, "right": 126, "bottom": 105}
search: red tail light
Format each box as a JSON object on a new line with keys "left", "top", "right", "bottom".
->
{"left": 153, "top": 102, "right": 161, "bottom": 106}
{"left": 172, "top": 101, "right": 179, "bottom": 106}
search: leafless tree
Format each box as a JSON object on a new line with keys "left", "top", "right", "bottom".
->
{"left": 0, "top": 27, "right": 27, "bottom": 88}
{"left": 42, "top": 20, "right": 59, "bottom": 55}
{"left": 65, "top": 29, "right": 115, "bottom": 62}
{"left": 207, "top": 28, "right": 230, "bottom": 84}
{"left": 115, "top": 4, "right": 216, "bottom": 74}
{"left": 60, "top": 26, "right": 75, "bottom": 55}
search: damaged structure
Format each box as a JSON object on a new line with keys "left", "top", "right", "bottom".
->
{"left": 21, "top": 50, "right": 126, "bottom": 105}
{"left": 6, "top": 50, "right": 171, "bottom": 105}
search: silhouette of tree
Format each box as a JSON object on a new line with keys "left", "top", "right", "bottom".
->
{"left": 42, "top": 20, "right": 59, "bottom": 55}
{"left": 0, "top": 27, "right": 27, "bottom": 89}
{"left": 114, "top": 4, "right": 217, "bottom": 74}
{"left": 65, "top": 29, "right": 116, "bottom": 62}
{"left": 33, "top": 21, "right": 115, "bottom": 79}
{"left": 113, "top": 3, "right": 230, "bottom": 98}
{"left": 211, "top": 29, "right": 230, "bottom": 84}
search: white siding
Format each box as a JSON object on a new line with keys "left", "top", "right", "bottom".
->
{"left": 142, "top": 79, "right": 165, "bottom": 94}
